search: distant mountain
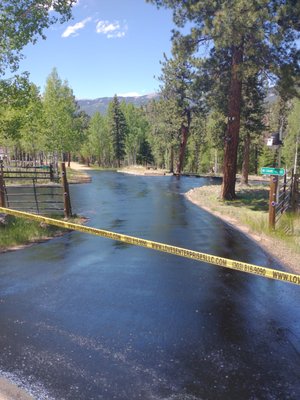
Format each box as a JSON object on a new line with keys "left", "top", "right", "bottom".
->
{"left": 77, "top": 93, "right": 159, "bottom": 116}
{"left": 78, "top": 88, "right": 277, "bottom": 117}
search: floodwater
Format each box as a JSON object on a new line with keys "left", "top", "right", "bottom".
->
{"left": 0, "top": 171, "right": 299, "bottom": 400}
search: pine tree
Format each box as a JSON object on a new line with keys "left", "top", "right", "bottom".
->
{"left": 239, "top": 75, "right": 266, "bottom": 184}
{"left": 147, "top": 0, "right": 300, "bottom": 199}
{"left": 159, "top": 48, "right": 206, "bottom": 174}
{"left": 137, "top": 137, "right": 154, "bottom": 166}
{"left": 107, "top": 95, "right": 128, "bottom": 168}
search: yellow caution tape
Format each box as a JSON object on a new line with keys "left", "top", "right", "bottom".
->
{"left": 1, "top": 206, "right": 300, "bottom": 286}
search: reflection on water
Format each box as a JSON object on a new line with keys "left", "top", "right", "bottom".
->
{"left": 110, "top": 218, "right": 127, "bottom": 229}
{"left": 0, "top": 172, "right": 299, "bottom": 400}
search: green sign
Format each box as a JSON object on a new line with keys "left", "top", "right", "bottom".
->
{"left": 260, "top": 167, "right": 285, "bottom": 176}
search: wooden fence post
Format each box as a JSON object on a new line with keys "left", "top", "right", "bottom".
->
{"left": 269, "top": 176, "right": 278, "bottom": 229}
{"left": 291, "top": 174, "right": 299, "bottom": 212}
{"left": 280, "top": 172, "right": 287, "bottom": 214}
{"left": 49, "top": 163, "right": 54, "bottom": 182}
{"left": 0, "top": 160, "right": 5, "bottom": 208}
{"left": 61, "top": 162, "right": 72, "bottom": 218}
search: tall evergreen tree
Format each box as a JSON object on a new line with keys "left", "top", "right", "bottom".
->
{"left": 239, "top": 75, "right": 266, "bottom": 184}
{"left": 159, "top": 48, "right": 206, "bottom": 174}
{"left": 147, "top": 0, "right": 300, "bottom": 199}
{"left": 107, "top": 95, "right": 128, "bottom": 167}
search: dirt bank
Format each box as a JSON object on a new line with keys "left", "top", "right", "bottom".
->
{"left": 0, "top": 378, "right": 34, "bottom": 400}
{"left": 69, "top": 161, "right": 92, "bottom": 171}
{"left": 118, "top": 165, "right": 170, "bottom": 176}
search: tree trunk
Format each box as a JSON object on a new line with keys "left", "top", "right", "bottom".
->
{"left": 175, "top": 125, "right": 188, "bottom": 175}
{"left": 214, "top": 149, "right": 218, "bottom": 174}
{"left": 241, "top": 132, "right": 250, "bottom": 185}
{"left": 294, "top": 135, "right": 299, "bottom": 174}
{"left": 176, "top": 112, "right": 191, "bottom": 175}
{"left": 254, "top": 145, "right": 258, "bottom": 175}
{"left": 169, "top": 146, "right": 174, "bottom": 173}
{"left": 221, "top": 43, "right": 244, "bottom": 200}
{"left": 67, "top": 152, "right": 71, "bottom": 167}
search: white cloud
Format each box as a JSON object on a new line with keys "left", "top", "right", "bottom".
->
{"left": 62, "top": 17, "right": 91, "bottom": 38}
{"left": 117, "top": 92, "right": 142, "bottom": 97}
{"left": 96, "top": 20, "right": 128, "bottom": 39}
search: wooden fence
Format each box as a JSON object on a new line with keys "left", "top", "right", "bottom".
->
{"left": 0, "top": 161, "right": 71, "bottom": 218}
{"left": 291, "top": 174, "right": 300, "bottom": 212}
{"left": 1, "top": 164, "right": 58, "bottom": 182}
{"left": 269, "top": 171, "right": 299, "bottom": 229}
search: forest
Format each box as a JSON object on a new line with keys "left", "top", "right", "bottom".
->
{"left": 0, "top": 0, "right": 300, "bottom": 201}
{"left": 1, "top": 68, "right": 299, "bottom": 180}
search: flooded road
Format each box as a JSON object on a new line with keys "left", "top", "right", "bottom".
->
{"left": 0, "top": 171, "right": 299, "bottom": 399}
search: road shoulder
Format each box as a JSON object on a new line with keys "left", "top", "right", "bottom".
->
{"left": 185, "top": 185, "right": 300, "bottom": 275}
{"left": 0, "top": 378, "right": 34, "bottom": 400}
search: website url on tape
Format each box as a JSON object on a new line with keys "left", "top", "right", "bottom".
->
{"left": 0, "top": 207, "right": 299, "bottom": 286}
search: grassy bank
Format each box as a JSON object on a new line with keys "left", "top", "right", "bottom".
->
{"left": 0, "top": 215, "right": 80, "bottom": 252}
{"left": 186, "top": 184, "right": 300, "bottom": 273}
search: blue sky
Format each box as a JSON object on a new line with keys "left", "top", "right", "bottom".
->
{"left": 16, "top": 0, "right": 176, "bottom": 99}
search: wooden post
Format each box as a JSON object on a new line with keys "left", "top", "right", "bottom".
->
{"left": 280, "top": 172, "right": 287, "bottom": 214}
{"left": 32, "top": 179, "right": 40, "bottom": 214}
{"left": 269, "top": 176, "right": 278, "bottom": 229}
{"left": 291, "top": 173, "right": 299, "bottom": 212}
{"left": 49, "top": 163, "right": 54, "bottom": 182}
{"left": 61, "top": 162, "right": 72, "bottom": 218}
{"left": 0, "top": 160, "right": 5, "bottom": 208}
{"left": 297, "top": 175, "right": 300, "bottom": 212}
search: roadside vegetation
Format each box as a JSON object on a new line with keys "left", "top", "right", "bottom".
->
{"left": 0, "top": 216, "right": 62, "bottom": 251}
{"left": 0, "top": 214, "right": 85, "bottom": 253}
{"left": 187, "top": 184, "right": 300, "bottom": 272}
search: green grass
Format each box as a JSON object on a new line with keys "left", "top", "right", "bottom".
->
{"left": 0, "top": 214, "right": 84, "bottom": 252}
{"left": 275, "top": 212, "right": 300, "bottom": 248}
{"left": 226, "top": 188, "right": 269, "bottom": 211}
{"left": 0, "top": 216, "right": 63, "bottom": 251}
{"left": 189, "top": 184, "right": 300, "bottom": 258}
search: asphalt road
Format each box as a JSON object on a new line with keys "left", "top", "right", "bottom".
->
{"left": 0, "top": 172, "right": 299, "bottom": 399}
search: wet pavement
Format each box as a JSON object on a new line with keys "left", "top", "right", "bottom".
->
{"left": 0, "top": 172, "right": 299, "bottom": 399}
